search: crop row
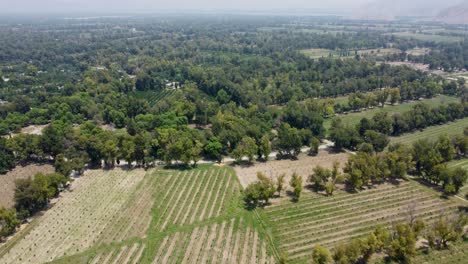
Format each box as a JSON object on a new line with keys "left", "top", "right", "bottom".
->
{"left": 90, "top": 242, "right": 145, "bottom": 264}
{"left": 0, "top": 169, "right": 146, "bottom": 264}
{"left": 150, "top": 217, "right": 273, "bottom": 264}
{"left": 261, "top": 182, "right": 460, "bottom": 263}
{"left": 151, "top": 167, "right": 239, "bottom": 231}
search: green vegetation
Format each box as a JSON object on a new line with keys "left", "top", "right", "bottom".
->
{"left": 389, "top": 32, "right": 463, "bottom": 43}
{"left": 258, "top": 181, "right": 460, "bottom": 263}
{"left": 325, "top": 95, "right": 460, "bottom": 131}
{"left": 391, "top": 118, "right": 468, "bottom": 145}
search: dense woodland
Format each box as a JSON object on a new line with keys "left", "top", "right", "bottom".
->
{"left": 1, "top": 16, "right": 468, "bottom": 256}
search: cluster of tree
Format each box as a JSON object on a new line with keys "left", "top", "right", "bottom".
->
{"left": 243, "top": 172, "right": 304, "bottom": 207}
{"left": 309, "top": 162, "right": 343, "bottom": 196}
{"left": 340, "top": 131, "right": 468, "bottom": 194}
{"left": 331, "top": 101, "right": 467, "bottom": 151}
{"left": 0, "top": 207, "right": 20, "bottom": 241}
{"left": 343, "top": 143, "right": 414, "bottom": 190}
{"left": 309, "top": 213, "right": 467, "bottom": 264}
{"left": 411, "top": 134, "right": 468, "bottom": 195}
{"left": 0, "top": 172, "right": 68, "bottom": 241}
{"left": 14, "top": 173, "right": 68, "bottom": 219}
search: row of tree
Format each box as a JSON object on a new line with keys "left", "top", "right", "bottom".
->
{"left": 330, "top": 101, "right": 467, "bottom": 152}
{"left": 307, "top": 213, "right": 467, "bottom": 264}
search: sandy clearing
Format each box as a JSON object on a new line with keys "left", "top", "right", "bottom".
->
{"left": 0, "top": 164, "right": 54, "bottom": 208}
{"left": 234, "top": 150, "right": 349, "bottom": 189}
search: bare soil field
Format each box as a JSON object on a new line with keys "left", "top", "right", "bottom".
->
{"left": 0, "top": 168, "right": 146, "bottom": 264}
{"left": 234, "top": 150, "right": 349, "bottom": 189}
{"left": 0, "top": 164, "right": 54, "bottom": 208}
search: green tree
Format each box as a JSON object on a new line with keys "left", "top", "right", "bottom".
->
{"left": 312, "top": 245, "right": 332, "bottom": 264}
{"left": 277, "top": 123, "right": 302, "bottom": 158}
{"left": 204, "top": 137, "right": 223, "bottom": 163}
{"left": 389, "top": 88, "right": 401, "bottom": 105}
{"left": 435, "top": 134, "right": 455, "bottom": 162}
{"left": 0, "top": 207, "right": 20, "bottom": 240}
{"left": 290, "top": 172, "right": 303, "bottom": 201}
{"left": 388, "top": 223, "right": 416, "bottom": 263}
{"left": 232, "top": 136, "right": 258, "bottom": 163}
{"left": 258, "top": 135, "right": 271, "bottom": 161}
{"left": 309, "top": 137, "right": 320, "bottom": 156}
{"left": 243, "top": 172, "right": 275, "bottom": 207}
{"left": 276, "top": 173, "right": 286, "bottom": 197}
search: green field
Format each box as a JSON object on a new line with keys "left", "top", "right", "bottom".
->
{"left": 257, "top": 181, "right": 461, "bottom": 263}
{"left": 389, "top": 32, "right": 463, "bottom": 43}
{"left": 301, "top": 48, "right": 400, "bottom": 59}
{"left": 390, "top": 118, "right": 468, "bottom": 145}
{"left": 324, "top": 95, "right": 460, "bottom": 131}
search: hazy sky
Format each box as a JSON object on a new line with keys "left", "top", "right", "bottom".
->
{"left": 0, "top": 0, "right": 374, "bottom": 14}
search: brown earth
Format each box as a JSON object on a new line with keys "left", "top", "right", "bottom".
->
{"left": 234, "top": 150, "right": 349, "bottom": 189}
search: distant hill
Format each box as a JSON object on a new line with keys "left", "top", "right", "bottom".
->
{"left": 353, "top": 0, "right": 462, "bottom": 20}
{"left": 436, "top": 1, "right": 468, "bottom": 24}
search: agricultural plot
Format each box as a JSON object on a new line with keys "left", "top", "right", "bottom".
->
{"left": 388, "top": 32, "right": 463, "bottom": 43}
{"left": 88, "top": 242, "right": 146, "bottom": 264}
{"left": 259, "top": 181, "right": 461, "bottom": 263}
{"left": 324, "top": 95, "right": 460, "bottom": 131}
{"left": 301, "top": 48, "right": 400, "bottom": 59}
{"left": 234, "top": 150, "right": 349, "bottom": 189}
{"left": 0, "top": 164, "right": 54, "bottom": 208}
{"left": 149, "top": 166, "right": 241, "bottom": 231}
{"left": 131, "top": 90, "right": 177, "bottom": 106}
{"left": 144, "top": 217, "right": 274, "bottom": 264}
{"left": 0, "top": 168, "right": 147, "bottom": 264}
{"left": 390, "top": 117, "right": 468, "bottom": 145}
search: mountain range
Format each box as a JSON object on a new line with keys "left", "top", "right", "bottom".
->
{"left": 354, "top": 0, "right": 468, "bottom": 24}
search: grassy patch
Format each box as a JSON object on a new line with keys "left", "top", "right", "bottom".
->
{"left": 324, "top": 95, "right": 460, "bottom": 131}
{"left": 390, "top": 117, "right": 468, "bottom": 145}
{"left": 389, "top": 32, "right": 463, "bottom": 43}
